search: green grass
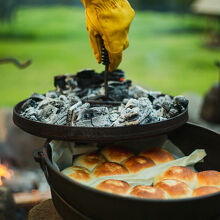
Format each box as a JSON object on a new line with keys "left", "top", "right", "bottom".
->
{"left": 0, "top": 6, "right": 219, "bottom": 106}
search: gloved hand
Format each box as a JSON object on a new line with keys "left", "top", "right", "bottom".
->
{"left": 81, "top": 0, "right": 135, "bottom": 72}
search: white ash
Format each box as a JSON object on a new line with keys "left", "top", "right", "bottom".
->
{"left": 19, "top": 69, "right": 188, "bottom": 127}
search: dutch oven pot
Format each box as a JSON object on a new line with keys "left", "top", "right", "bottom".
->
{"left": 34, "top": 123, "right": 220, "bottom": 220}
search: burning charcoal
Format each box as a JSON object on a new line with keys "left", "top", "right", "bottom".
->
{"left": 138, "top": 97, "right": 152, "bottom": 109}
{"left": 174, "top": 96, "right": 189, "bottom": 109}
{"left": 21, "top": 99, "right": 37, "bottom": 111}
{"left": 76, "top": 69, "right": 103, "bottom": 89}
{"left": 30, "top": 93, "right": 45, "bottom": 101}
{"left": 109, "top": 113, "right": 120, "bottom": 122}
{"left": 72, "top": 103, "right": 91, "bottom": 124}
{"left": 29, "top": 115, "right": 38, "bottom": 121}
{"left": 147, "top": 91, "right": 162, "bottom": 102}
{"left": 88, "top": 107, "right": 109, "bottom": 117}
{"left": 78, "top": 107, "right": 109, "bottom": 123}
{"left": 59, "top": 95, "right": 68, "bottom": 103}
{"left": 125, "top": 107, "right": 140, "bottom": 119}
{"left": 123, "top": 120, "right": 139, "bottom": 126}
{"left": 107, "top": 80, "right": 131, "bottom": 101}
{"left": 52, "top": 108, "right": 68, "bottom": 125}
{"left": 152, "top": 96, "right": 165, "bottom": 107}
{"left": 164, "top": 94, "right": 173, "bottom": 102}
{"left": 139, "top": 108, "right": 152, "bottom": 124}
{"left": 125, "top": 99, "right": 139, "bottom": 109}
{"left": 129, "top": 85, "right": 149, "bottom": 98}
{"left": 162, "top": 101, "right": 171, "bottom": 113}
{"left": 149, "top": 113, "right": 160, "bottom": 123}
{"left": 19, "top": 69, "right": 188, "bottom": 127}
{"left": 38, "top": 104, "right": 58, "bottom": 123}
{"left": 168, "top": 108, "right": 179, "bottom": 117}
{"left": 46, "top": 91, "right": 58, "bottom": 99}
{"left": 156, "top": 109, "right": 163, "bottom": 118}
{"left": 149, "top": 91, "right": 162, "bottom": 97}
{"left": 101, "top": 69, "right": 125, "bottom": 82}
{"left": 92, "top": 115, "right": 111, "bottom": 127}
{"left": 67, "top": 94, "right": 81, "bottom": 105}
{"left": 76, "top": 119, "right": 93, "bottom": 127}
{"left": 66, "top": 101, "right": 83, "bottom": 125}
{"left": 65, "top": 74, "right": 78, "bottom": 90}
{"left": 122, "top": 98, "right": 129, "bottom": 104}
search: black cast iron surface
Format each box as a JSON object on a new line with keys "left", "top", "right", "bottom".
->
{"left": 13, "top": 99, "right": 188, "bottom": 142}
{"left": 34, "top": 123, "right": 220, "bottom": 220}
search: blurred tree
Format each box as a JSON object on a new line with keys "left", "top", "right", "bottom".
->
{"left": 0, "top": 0, "right": 81, "bottom": 22}
{"left": 0, "top": 0, "right": 20, "bottom": 22}
{"left": 129, "top": 0, "right": 195, "bottom": 12}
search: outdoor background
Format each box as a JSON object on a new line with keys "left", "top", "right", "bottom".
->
{"left": 0, "top": 0, "right": 220, "bottom": 106}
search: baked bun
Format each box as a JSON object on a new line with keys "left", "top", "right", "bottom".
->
{"left": 92, "top": 162, "right": 129, "bottom": 178}
{"left": 96, "top": 179, "right": 131, "bottom": 195}
{"left": 140, "top": 147, "right": 174, "bottom": 165}
{"left": 101, "top": 146, "right": 134, "bottom": 163}
{"left": 61, "top": 166, "right": 91, "bottom": 183}
{"left": 130, "top": 185, "right": 168, "bottom": 199}
{"left": 123, "top": 156, "right": 155, "bottom": 174}
{"left": 155, "top": 179, "right": 192, "bottom": 199}
{"left": 73, "top": 152, "right": 105, "bottom": 171}
{"left": 192, "top": 186, "right": 220, "bottom": 197}
{"left": 154, "top": 166, "right": 196, "bottom": 189}
{"left": 197, "top": 170, "right": 220, "bottom": 187}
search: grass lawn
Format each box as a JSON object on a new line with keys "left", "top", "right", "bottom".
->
{"left": 0, "top": 6, "right": 219, "bottom": 106}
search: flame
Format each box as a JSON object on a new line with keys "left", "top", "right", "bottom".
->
{"left": 0, "top": 163, "right": 12, "bottom": 186}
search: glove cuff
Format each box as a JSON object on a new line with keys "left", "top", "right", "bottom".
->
{"left": 82, "top": 0, "right": 125, "bottom": 9}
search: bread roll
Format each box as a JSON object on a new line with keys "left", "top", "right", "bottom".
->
{"left": 192, "top": 186, "right": 220, "bottom": 197}
{"left": 139, "top": 147, "right": 175, "bottom": 165}
{"left": 154, "top": 166, "right": 196, "bottom": 189}
{"left": 197, "top": 170, "right": 220, "bottom": 187}
{"left": 123, "top": 156, "right": 155, "bottom": 174}
{"left": 92, "top": 162, "right": 129, "bottom": 178}
{"left": 101, "top": 146, "right": 134, "bottom": 163}
{"left": 61, "top": 166, "right": 91, "bottom": 183}
{"left": 96, "top": 179, "right": 131, "bottom": 195}
{"left": 155, "top": 179, "right": 192, "bottom": 199}
{"left": 130, "top": 185, "right": 168, "bottom": 199}
{"left": 73, "top": 152, "right": 105, "bottom": 171}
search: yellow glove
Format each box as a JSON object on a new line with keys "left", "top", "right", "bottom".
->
{"left": 81, "top": 0, "right": 135, "bottom": 72}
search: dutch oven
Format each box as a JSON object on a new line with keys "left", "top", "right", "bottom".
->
{"left": 33, "top": 123, "right": 220, "bottom": 220}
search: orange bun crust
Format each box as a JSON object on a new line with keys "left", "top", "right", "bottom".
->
{"left": 101, "top": 146, "right": 134, "bottom": 163}
{"left": 96, "top": 179, "right": 131, "bottom": 195}
{"left": 155, "top": 179, "right": 192, "bottom": 199}
{"left": 154, "top": 166, "right": 196, "bottom": 189}
{"left": 62, "top": 166, "right": 91, "bottom": 183}
{"left": 93, "top": 162, "right": 129, "bottom": 178}
{"left": 73, "top": 152, "right": 105, "bottom": 171}
{"left": 192, "top": 186, "right": 220, "bottom": 197}
{"left": 197, "top": 170, "right": 220, "bottom": 187}
{"left": 140, "top": 147, "right": 174, "bottom": 165}
{"left": 130, "top": 185, "right": 168, "bottom": 199}
{"left": 123, "top": 156, "right": 155, "bottom": 174}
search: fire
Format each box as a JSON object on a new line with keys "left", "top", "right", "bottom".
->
{"left": 0, "top": 163, "right": 12, "bottom": 186}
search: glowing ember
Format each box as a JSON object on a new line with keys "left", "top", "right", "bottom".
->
{"left": 0, "top": 163, "right": 12, "bottom": 186}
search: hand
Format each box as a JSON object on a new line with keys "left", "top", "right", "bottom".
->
{"left": 81, "top": 0, "right": 135, "bottom": 72}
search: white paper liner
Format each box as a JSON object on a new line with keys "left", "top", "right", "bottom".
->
{"left": 49, "top": 140, "right": 98, "bottom": 171}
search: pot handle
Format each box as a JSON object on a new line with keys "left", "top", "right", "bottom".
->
{"left": 33, "top": 149, "right": 50, "bottom": 184}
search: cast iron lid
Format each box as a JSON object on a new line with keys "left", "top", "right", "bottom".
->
{"left": 13, "top": 99, "right": 188, "bottom": 142}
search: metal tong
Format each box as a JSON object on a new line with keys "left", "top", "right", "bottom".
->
{"left": 101, "top": 38, "right": 110, "bottom": 98}
{"left": 82, "top": 37, "right": 121, "bottom": 106}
